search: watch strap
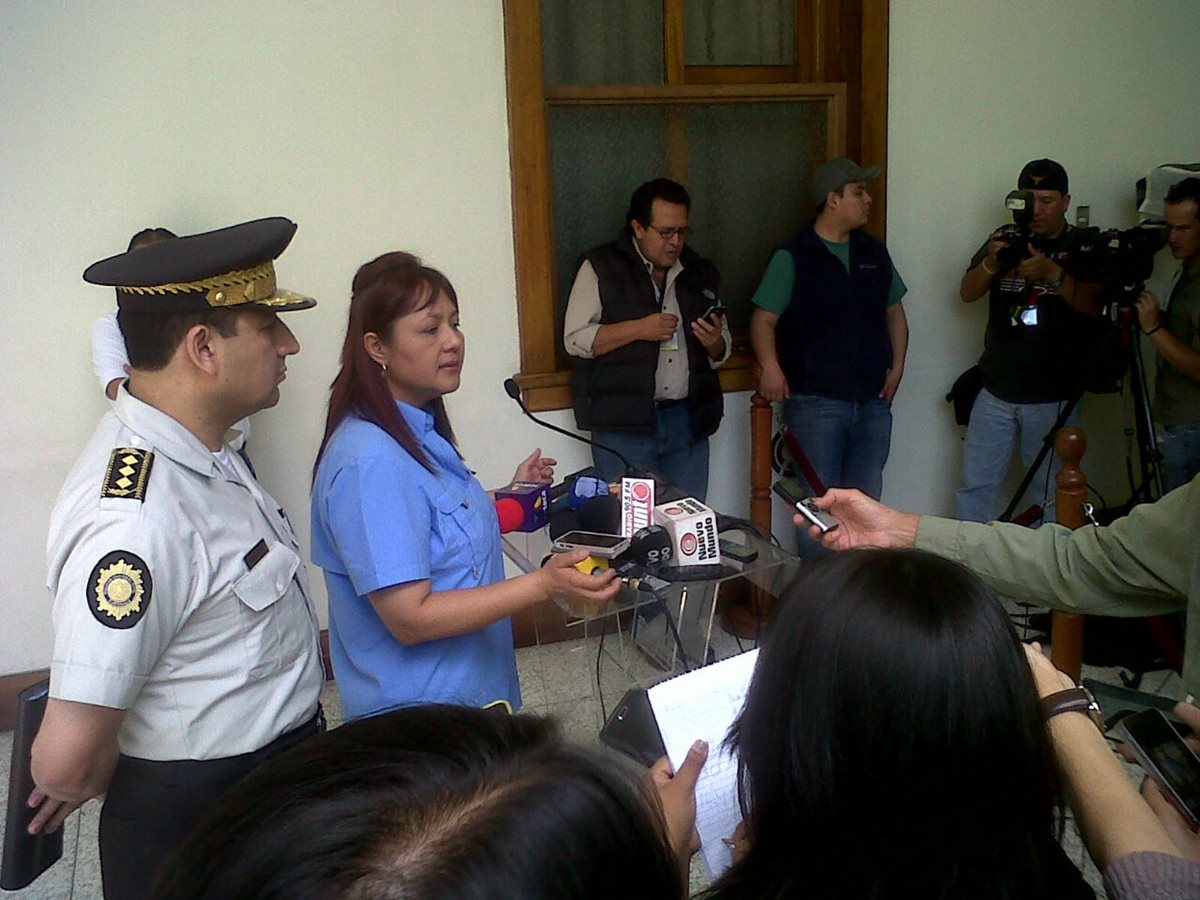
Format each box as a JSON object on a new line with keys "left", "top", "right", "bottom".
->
{"left": 1041, "top": 687, "right": 1104, "bottom": 730}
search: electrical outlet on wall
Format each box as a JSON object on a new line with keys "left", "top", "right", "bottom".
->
{"left": 1076, "top": 205, "right": 1091, "bottom": 227}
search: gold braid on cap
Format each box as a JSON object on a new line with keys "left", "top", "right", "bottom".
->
{"left": 117, "top": 261, "right": 277, "bottom": 307}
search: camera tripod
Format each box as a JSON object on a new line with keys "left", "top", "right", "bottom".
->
{"left": 1000, "top": 305, "right": 1185, "bottom": 688}
{"left": 999, "top": 305, "right": 1165, "bottom": 524}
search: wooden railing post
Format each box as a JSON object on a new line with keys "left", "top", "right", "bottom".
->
{"left": 1050, "top": 426, "right": 1087, "bottom": 680}
{"left": 719, "top": 389, "right": 781, "bottom": 640}
{"left": 750, "top": 392, "right": 773, "bottom": 533}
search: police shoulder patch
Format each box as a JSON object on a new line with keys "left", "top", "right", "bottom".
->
{"left": 88, "top": 550, "right": 153, "bottom": 629}
{"left": 101, "top": 448, "right": 154, "bottom": 502}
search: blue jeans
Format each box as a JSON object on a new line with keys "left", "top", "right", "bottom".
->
{"left": 782, "top": 394, "right": 893, "bottom": 500}
{"left": 955, "top": 387, "right": 1078, "bottom": 523}
{"left": 783, "top": 394, "right": 892, "bottom": 561}
{"left": 1160, "top": 420, "right": 1200, "bottom": 493}
{"left": 592, "top": 400, "right": 711, "bottom": 501}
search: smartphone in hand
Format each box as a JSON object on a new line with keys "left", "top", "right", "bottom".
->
{"left": 1116, "top": 708, "right": 1200, "bottom": 831}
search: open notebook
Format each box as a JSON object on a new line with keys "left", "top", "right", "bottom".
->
{"left": 648, "top": 648, "right": 758, "bottom": 880}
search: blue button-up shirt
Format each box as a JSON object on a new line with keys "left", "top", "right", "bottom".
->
{"left": 311, "top": 401, "right": 518, "bottom": 719}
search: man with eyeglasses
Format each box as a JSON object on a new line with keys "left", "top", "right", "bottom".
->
{"left": 750, "top": 158, "right": 908, "bottom": 527}
{"left": 564, "top": 178, "right": 730, "bottom": 500}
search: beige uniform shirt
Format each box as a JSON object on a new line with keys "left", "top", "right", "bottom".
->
{"left": 46, "top": 388, "right": 323, "bottom": 760}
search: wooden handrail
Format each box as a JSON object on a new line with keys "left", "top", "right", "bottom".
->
{"left": 750, "top": 391, "right": 773, "bottom": 533}
{"left": 1050, "top": 426, "right": 1088, "bottom": 680}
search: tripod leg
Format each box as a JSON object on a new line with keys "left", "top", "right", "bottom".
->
{"left": 1000, "top": 393, "right": 1082, "bottom": 522}
{"left": 1128, "top": 329, "right": 1165, "bottom": 499}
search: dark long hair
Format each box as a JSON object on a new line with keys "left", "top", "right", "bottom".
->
{"left": 314, "top": 251, "right": 459, "bottom": 479}
{"left": 151, "top": 705, "right": 684, "bottom": 900}
{"left": 706, "top": 549, "right": 1066, "bottom": 900}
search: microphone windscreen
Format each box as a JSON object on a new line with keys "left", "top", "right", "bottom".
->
{"left": 568, "top": 476, "right": 610, "bottom": 510}
{"left": 503, "top": 378, "right": 522, "bottom": 401}
{"left": 495, "top": 498, "right": 525, "bottom": 534}
{"left": 548, "top": 509, "right": 581, "bottom": 540}
{"left": 576, "top": 493, "right": 621, "bottom": 533}
{"left": 616, "top": 524, "right": 674, "bottom": 568}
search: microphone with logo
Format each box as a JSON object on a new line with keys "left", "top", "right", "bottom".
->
{"left": 494, "top": 482, "right": 551, "bottom": 534}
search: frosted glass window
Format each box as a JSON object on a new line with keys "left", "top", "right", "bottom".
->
{"left": 548, "top": 100, "right": 826, "bottom": 357}
{"left": 684, "top": 0, "right": 795, "bottom": 66}
{"left": 541, "top": 0, "right": 665, "bottom": 86}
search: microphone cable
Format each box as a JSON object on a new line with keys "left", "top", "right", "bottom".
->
{"left": 594, "top": 574, "right": 692, "bottom": 724}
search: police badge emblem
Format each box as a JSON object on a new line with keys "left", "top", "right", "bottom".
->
{"left": 88, "top": 550, "right": 153, "bottom": 629}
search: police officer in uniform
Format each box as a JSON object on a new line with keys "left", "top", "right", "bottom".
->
{"left": 28, "top": 218, "right": 325, "bottom": 899}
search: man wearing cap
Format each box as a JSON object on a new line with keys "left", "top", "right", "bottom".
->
{"left": 750, "top": 157, "right": 909, "bottom": 510}
{"left": 28, "top": 218, "right": 325, "bottom": 899}
{"left": 564, "top": 177, "right": 730, "bottom": 501}
{"left": 956, "top": 159, "right": 1102, "bottom": 523}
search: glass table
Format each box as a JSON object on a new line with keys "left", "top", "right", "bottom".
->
{"left": 502, "top": 527, "right": 800, "bottom": 727}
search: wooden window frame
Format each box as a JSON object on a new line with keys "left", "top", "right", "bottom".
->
{"left": 504, "top": 0, "right": 888, "bottom": 412}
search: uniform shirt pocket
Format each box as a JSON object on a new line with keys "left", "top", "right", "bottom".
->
{"left": 233, "top": 541, "right": 302, "bottom": 679}
{"left": 431, "top": 482, "right": 487, "bottom": 586}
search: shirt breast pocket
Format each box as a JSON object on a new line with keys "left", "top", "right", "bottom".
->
{"left": 432, "top": 482, "right": 487, "bottom": 584}
{"left": 232, "top": 540, "right": 305, "bottom": 679}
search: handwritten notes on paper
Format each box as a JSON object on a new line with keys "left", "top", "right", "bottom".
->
{"left": 648, "top": 648, "right": 758, "bottom": 879}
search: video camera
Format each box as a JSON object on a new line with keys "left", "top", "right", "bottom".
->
{"left": 994, "top": 187, "right": 1169, "bottom": 306}
{"left": 1062, "top": 222, "right": 1167, "bottom": 306}
{"left": 995, "top": 190, "right": 1045, "bottom": 270}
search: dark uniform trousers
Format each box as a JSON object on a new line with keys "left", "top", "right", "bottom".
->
{"left": 99, "top": 707, "right": 323, "bottom": 899}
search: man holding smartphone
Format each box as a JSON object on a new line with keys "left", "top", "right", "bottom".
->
{"left": 800, "top": 474, "right": 1200, "bottom": 705}
{"left": 564, "top": 178, "right": 730, "bottom": 501}
{"left": 750, "top": 158, "right": 908, "bottom": 509}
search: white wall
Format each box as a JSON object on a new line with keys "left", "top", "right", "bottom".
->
{"left": 0, "top": 1, "right": 528, "bottom": 674}
{"left": 2, "top": 1, "right": 1197, "bottom": 675}
{"left": 885, "top": 0, "right": 1200, "bottom": 515}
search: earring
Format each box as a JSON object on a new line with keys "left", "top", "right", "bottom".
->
{"left": 380, "top": 363, "right": 388, "bottom": 375}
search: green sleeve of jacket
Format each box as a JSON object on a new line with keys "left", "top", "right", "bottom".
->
{"left": 915, "top": 478, "right": 1200, "bottom": 696}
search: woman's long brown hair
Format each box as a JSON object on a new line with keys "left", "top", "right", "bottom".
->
{"left": 313, "top": 252, "right": 459, "bottom": 482}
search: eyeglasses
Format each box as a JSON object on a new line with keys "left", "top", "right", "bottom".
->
{"left": 648, "top": 225, "right": 692, "bottom": 240}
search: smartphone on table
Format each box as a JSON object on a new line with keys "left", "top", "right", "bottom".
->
{"left": 551, "top": 531, "right": 631, "bottom": 558}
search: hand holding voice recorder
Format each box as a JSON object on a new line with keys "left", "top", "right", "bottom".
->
{"left": 795, "top": 498, "right": 839, "bottom": 534}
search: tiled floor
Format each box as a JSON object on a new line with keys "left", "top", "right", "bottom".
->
{"left": 1, "top": 626, "right": 1184, "bottom": 898}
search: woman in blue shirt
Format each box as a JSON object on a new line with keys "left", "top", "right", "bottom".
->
{"left": 311, "top": 252, "right": 620, "bottom": 720}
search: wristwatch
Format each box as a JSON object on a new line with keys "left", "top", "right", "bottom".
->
{"left": 1041, "top": 686, "right": 1104, "bottom": 731}
{"left": 1046, "top": 267, "right": 1065, "bottom": 290}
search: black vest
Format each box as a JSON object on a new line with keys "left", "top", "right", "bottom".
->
{"left": 776, "top": 224, "right": 894, "bottom": 402}
{"left": 570, "top": 237, "right": 723, "bottom": 437}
